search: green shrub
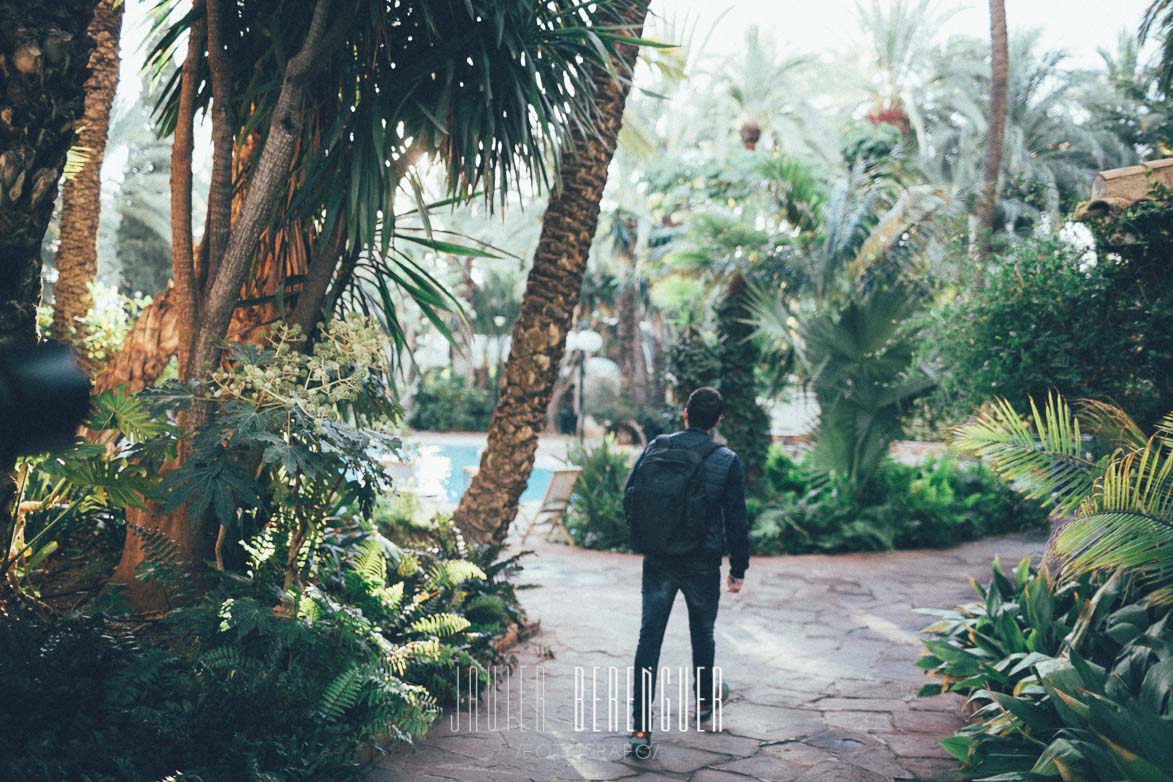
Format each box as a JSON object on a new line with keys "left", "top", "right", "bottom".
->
{"left": 409, "top": 371, "right": 495, "bottom": 432}
{"left": 563, "top": 435, "right": 633, "bottom": 551}
{"left": 749, "top": 447, "right": 1047, "bottom": 554}
{"left": 917, "top": 558, "right": 1173, "bottom": 780}
{"left": 928, "top": 230, "right": 1173, "bottom": 430}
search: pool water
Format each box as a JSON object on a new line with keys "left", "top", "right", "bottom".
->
{"left": 409, "top": 443, "right": 553, "bottom": 505}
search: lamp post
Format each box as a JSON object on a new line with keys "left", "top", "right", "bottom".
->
{"left": 566, "top": 329, "right": 603, "bottom": 443}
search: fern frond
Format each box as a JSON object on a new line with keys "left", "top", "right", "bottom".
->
{"left": 425, "top": 560, "right": 485, "bottom": 590}
{"left": 318, "top": 665, "right": 366, "bottom": 721}
{"left": 375, "top": 581, "right": 405, "bottom": 611}
{"left": 954, "top": 394, "right": 1097, "bottom": 515}
{"left": 352, "top": 538, "right": 388, "bottom": 587}
{"left": 409, "top": 612, "right": 471, "bottom": 638}
{"left": 199, "top": 646, "right": 244, "bottom": 673}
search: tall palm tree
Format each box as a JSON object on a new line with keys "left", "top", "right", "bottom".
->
{"left": 0, "top": 1, "right": 99, "bottom": 588}
{"left": 723, "top": 26, "right": 812, "bottom": 153}
{"left": 975, "top": 0, "right": 1008, "bottom": 266}
{"left": 1085, "top": 30, "right": 1172, "bottom": 160}
{"left": 50, "top": 0, "right": 124, "bottom": 350}
{"left": 856, "top": 0, "right": 954, "bottom": 148}
{"left": 452, "top": 1, "right": 651, "bottom": 545}
{"left": 0, "top": 2, "right": 98, "bottom": 349}
{"left": 919, "top": 32, "right": 1131, "bottom": 237}
{"left": 610, "top": 208, "right": 649, "bottom": 408}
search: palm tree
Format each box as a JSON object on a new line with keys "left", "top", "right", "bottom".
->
{"left": 452, "top": 1, "right": 652, "bottom": 545}
{"left": 1085, "top": 30, "right": 1172, "bottom": 160}
{"left": 50, "top": 0, "right": 123, "bottom": 350}
{"left": 1141, "top": 0, "right": 1173, "bottom": 94}
{"left": 856, "top": 0, "right": 955, "bottom": 148}
{"left": 723, "top": 26, "right": 812, "bottom": 153}
{"left": 975, "top": 0, "right": 1008, "bottom": 266}
{"left": 957, "top": 394, "right": 1173, "bottom": 606}
{"left": 750, "top": 169, "right": 943, "bottom": 489}
{"left": 919, "top": 32, "right": 1132, "bottom": 237}
{"left": 103, "top": 0, "right": 646, "bottom": 607}
{"left": 0, "top": 2, "right": 98, "bottom": 349}
{"left": 609, "top": 208, "right": 650, "bottom": 408}
{"left": 0, "top": 1, "right": 99, "bottom": 585}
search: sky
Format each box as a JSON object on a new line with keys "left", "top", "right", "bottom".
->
{"left": 659, "top": 0, "right": 1154, "bottom": 69}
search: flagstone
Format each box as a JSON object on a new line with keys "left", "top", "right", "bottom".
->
{"left": 367, "top": 531, "right": 1046, "bottom": 781}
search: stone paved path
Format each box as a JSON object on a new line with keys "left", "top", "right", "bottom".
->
{"left": 368, "top": 531, "right": 1048, "bottom": 782}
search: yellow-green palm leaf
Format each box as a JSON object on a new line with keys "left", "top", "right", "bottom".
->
{"left": 1056, "top": 438, "right": 1173, "bottom": 604}
{"left": 954, "top": 394, "right": 1097, "bottom": 515}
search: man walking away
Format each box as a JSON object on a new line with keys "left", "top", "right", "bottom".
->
{"left": 623, "top": 386, "right": 750, "bottom": 757}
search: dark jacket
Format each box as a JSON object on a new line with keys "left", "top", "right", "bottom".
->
{"left": 626, "top": 427, "right": 750, "bottom": 578}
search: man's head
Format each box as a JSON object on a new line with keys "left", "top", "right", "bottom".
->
{"left": 684, "top": 386, "right": 723, "bottom": 431}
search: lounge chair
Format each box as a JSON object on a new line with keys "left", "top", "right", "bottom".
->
{"left": 518, "top": 467, "right": 582, "bottom": 545}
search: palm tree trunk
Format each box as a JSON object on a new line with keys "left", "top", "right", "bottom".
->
{"left": 616, "top": 276, "right": 648, "bottom": 407}
{"left": 975, "top": 0, "right": 1008, "bottom": 269}
{"left": 0, "top": 0, "right": 99, "bottom": 606}
{"left": 50, "top": 0, "right": 123, "bottom": 350}
{"left": 451, "top": 1, "right": 650, "bottom": 545}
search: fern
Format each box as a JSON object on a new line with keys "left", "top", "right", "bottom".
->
{"left": 375, "top": 581, "right": 405, "bottom": 611}
{"left": 409, "top": 612, "right": 471, "bottom": 637}
{"left": 199, "top": 646, "right": 244, "bottom": 673}
{"left": 425, "top": 560, "right": 486, "bottom": 590}
{"left": 352, "top": 537, "right": 388, "bottom": 587}
{"left": 317, "top": 665, "right": 366, "bottom": 721}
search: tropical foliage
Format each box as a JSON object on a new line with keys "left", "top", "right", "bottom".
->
{"left": 749, "top": 447, "right": 1046, "bottom": 554}
{"left": 917, "top": 558, "right": 1173, "bottom": 781}
{"left": 957, "top": 393, "right": 1173, "bottom": 606}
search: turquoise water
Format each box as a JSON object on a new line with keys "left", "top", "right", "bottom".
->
{"left": 412, "top": 443, "right": 552, "bottom": 504}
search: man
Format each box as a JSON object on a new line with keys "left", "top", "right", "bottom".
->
{"left": 624, "top": 386, "right": 749, "bottom": 756}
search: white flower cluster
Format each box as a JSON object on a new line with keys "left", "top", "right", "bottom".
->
{"left": 210, "top": 315, "right": 394, "bottom": 424}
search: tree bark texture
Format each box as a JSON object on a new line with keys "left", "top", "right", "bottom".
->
{"left": 92, "top": 283, "right": 180, "bottom": 394}
{"left": 451, "top": 1, "right": 651, "bottom": 544}
{"left": 0, "top": 1, "right": 99, "bottom": 593}
{"left": 170, "top": 2, "right": 204, "bottom": 377}
{"left": 616, "top": 272, "right": 648, "bottom": 407}
{"left": 49, "top": 0, "right": 123, "bottom": 349}
{"left": 0, "top": 1, "right": 97, "bottom": 348}
{"left": 110, "top": 0, "right": 344, "bottom": 611}
{"left": 975, "top": 0, "right": 1008, "bottom": 267}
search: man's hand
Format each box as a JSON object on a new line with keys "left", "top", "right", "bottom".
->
{"left": 727, "top": 575, "right": 744, "bottom": 593}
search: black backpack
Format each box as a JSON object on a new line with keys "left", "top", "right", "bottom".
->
{"left": 624, "top": 435, "right": 721, "bottom": 556}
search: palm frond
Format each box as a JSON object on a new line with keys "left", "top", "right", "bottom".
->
{"left": 1055, "top": 437, "right": 1173, "bottom": 603}
{"left": 954, "top": 394, "right": 1098, "bottom": 515}
{"left": 1076, "top": 399, "right": 1147, "bottom": 452}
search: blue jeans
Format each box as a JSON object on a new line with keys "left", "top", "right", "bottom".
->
{"left": 631, "top": 555, "right": 720, "bottom": 732}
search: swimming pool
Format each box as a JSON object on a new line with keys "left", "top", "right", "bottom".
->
{"left": 407, "top": 443, "right": 553, "bottom": 505}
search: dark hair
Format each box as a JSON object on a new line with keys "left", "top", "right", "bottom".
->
{"left": 685, "top": 386, "right": 724, "bottom": 430}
